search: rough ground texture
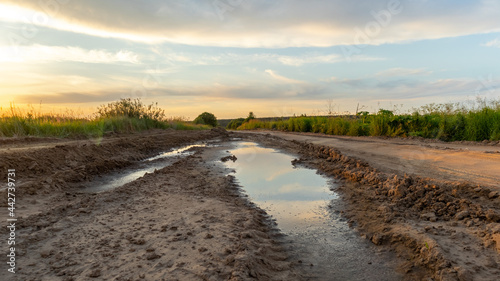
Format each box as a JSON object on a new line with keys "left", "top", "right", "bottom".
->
{"left": 0, "top": 129, "right": 300, "bottom": 281}
{"left": 238, "top": 131, "right": 500, "bottom": 281}
{"left": 1, "top": 129, "right": 499, "bottom": 281}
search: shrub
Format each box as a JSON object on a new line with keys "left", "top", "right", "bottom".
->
{"left": 97, "top": 98, "right": 165, "bottom": 121}
{"left": 226, "top": 118, "right": 245, "bottom": 130}
{"left": 194, "top": 112, "right": 218, "bottom": 127}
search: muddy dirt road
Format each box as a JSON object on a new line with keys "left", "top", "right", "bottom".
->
{"left": 239, "top": 131, "right": 500, "bottom": 190}
{"left": 0, "top": 129, "right": 303, "bottom": 281}
{"left": 0, "top": 129, "right": 499, "bottom": 281}
{"left": 238, "top": 131, "right": 500, "bottom": 280}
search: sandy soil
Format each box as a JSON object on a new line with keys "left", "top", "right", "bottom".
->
{"left": 1, "top": 129, "right": 499, "bottom": 280}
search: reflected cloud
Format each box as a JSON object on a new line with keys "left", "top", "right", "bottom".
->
{"left": 225, "top": 142, "right": 337, "bottom": 233}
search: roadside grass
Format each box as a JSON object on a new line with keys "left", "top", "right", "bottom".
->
{"left": 0, "top": 99, "right": 209, "bottom": 138}
{"left": 234, "top": 100, "right": 500, "bottom": 141}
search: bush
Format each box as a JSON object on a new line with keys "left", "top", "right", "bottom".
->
{"left": 226, "top": 118, "right": 245, "bottom": 130}
{"left": 97, "top": 98, "right": 165, "bottom": 121}
{"left": 194, "top": 112, "right": 218, "bottom": 127}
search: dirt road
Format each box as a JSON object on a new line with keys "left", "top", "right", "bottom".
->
{"left": 236, "top": 131, "right": 500, "bottom": 281}
{"left": 240, "top": 131, "right": 500, "bottom": 190}
{"left": 0, "top": 129, "right": 499, "bottom": 280}
{"left": 0, "top": 129, "right": 301, "bottom": 281}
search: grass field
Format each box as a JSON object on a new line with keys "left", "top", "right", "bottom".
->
{"left": 0, "top": 99, "right": 209, "bottom": 138}
{"left": 232, "top": 100, "right": 500, "bottom": 141}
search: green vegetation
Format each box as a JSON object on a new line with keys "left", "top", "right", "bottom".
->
{"left": 193, "top": 112, "right": 218, "bottom": 127}
{"left": 230, "top": 100, "right": 500, "bottom": 142}
{"left": 226, "top": 118, "right": 245, "bottom": 130}
{"left": 245, "top": 112, "right": 256, "bottom": 122}
{"left": 226, "top": 112, "right": 255, "bottom": 130}
{"left": 0, "top": 98, "right": 209, "bottom": 138}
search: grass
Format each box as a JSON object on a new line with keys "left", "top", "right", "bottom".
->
{"left": 233, "top": 99, "right": 500, "bottom": 142}
{"left": 0, "top": 99, "right": 210, "bottom": 138}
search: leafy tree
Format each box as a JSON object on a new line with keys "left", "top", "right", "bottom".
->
{"left": 194, "top": 112, "right": 217, "bottom": 127}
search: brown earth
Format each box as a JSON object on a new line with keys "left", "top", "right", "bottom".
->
{"left": 0, "top": 129, "right": 499, "bottom": 281}
{"left": 0, "top": 129, "right": 300, "bottom": 281}
{"left": 238, "top": 131, "right": 500, "bottom": 281}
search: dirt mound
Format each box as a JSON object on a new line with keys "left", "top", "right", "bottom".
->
{"left": 298, "top": 142, "right": 500, "bottom": 280}
{"left": 0, "top": 130, "right": 221, "bottom": 197}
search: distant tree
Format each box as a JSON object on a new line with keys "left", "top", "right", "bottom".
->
{"left": 325, "top": 99, "right": 336, "bottom": 116}
{"left": 378, "top": 109, "right": 394, "bottom": 116}
{"left": 194, "top": 112, "right": 218, "bottom": 127}
{"left": 245, "top": 112, "right": 256, "bottom": 122}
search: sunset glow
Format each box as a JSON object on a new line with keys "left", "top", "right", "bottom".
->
{"left": 1, "top": 0, "right": 499, "bottom": 119}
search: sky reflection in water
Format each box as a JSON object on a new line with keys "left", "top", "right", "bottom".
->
{"left": 225, "top": 142, "right": 338, "bottom": 233}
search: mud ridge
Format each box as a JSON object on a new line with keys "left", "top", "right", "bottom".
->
{"left": 0, "top": 129, "right": 225, "bottom": 196}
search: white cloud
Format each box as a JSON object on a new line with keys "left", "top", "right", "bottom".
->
{"left": 483, "top": 39, "right": 500, "bottom": 48}
{"left": 276, "top": 54, "right": 341, "bottom": 66}
{"left": 265, "top": 70, "right": 304, "bottom": 84}
{"left": 2, "top": 1, "right": 500, "bottom": 48}
{"left": 376, "top": 68, "right": 433, "bottom": 77}
{"left": 0, "top": 45, "right": 139, "bottom": 64}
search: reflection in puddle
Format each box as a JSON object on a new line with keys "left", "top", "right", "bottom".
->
{"left": 224, "top": 142, "right": 400, "bottom": 280}
{"left": 225, "top": 142, "right": 336, "bottom": 233}
{"left": 146, "top": 144, "right": 206, "bottom": 161}
{"left": 82, "top": 143, "right": 209, "bottom": 193}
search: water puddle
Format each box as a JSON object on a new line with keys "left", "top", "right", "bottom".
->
{"left": 81, "top": 143, "right": 211, "bottom": 193}
{"left": 145, "top": 144, "right": 206, "bottom": 161}
{"left": 224, "top": 142, "right": 401, "bottom": 280}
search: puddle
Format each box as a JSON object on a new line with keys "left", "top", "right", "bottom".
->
{"left": 145, "top": 144, "right": 206, "bottom": 161}
{"left": 81, "top": 143, "right": 210, "bottom": 193}
{"left": 225, "top": 142, "right": 337, "bottom": 233}
{"left": 224, "top": 142, "right": 401, "bottom": 280}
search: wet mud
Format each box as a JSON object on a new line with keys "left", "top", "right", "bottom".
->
{"left": 0, "top": 129, "right": 498, "bottom": 280}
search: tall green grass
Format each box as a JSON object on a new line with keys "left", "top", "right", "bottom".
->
{"left": 0, "top": 98, "right": 209, "bottom": 138}
{"left": 234, "top": 100, "right": 500, "bottom": 141}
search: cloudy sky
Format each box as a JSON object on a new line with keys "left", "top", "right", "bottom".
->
{"left": 1, "top": 0, "right": 499, "bottom": 119}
